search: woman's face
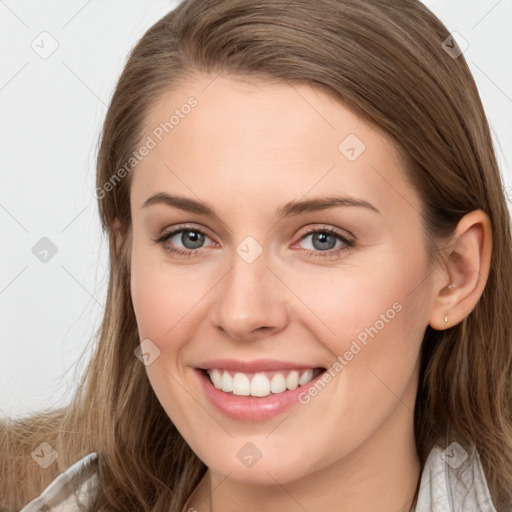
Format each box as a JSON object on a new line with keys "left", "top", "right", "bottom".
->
{"left": 129, "top": 73, "right": 435, "bottom": 484}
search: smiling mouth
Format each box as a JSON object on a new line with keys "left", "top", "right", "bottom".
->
{"left": 201, "top": 367, "right": 326, "bottom": 398}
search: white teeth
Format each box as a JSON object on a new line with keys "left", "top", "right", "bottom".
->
{"left": 285, "top": 370, "right": 299, "bottom": 390}
{"left": 221, "top": 371, "right": 233, "bottom": 392}
{"left": 270, "top": 373, "right": 287, "bottom": 393}
{"left": 210, "top": 369, "right": 223, "bottom": 389}
{"left": 250, "top": 373, "right": 270, "bottom": 397}
{"left": 206, "top": 368, "right": 321, "bottom": 397}
{"left": 299, "top": 368, "right": 314, "bottom": 385}
{"left": 232, "top": 373, "right": 250, "bottom": 396}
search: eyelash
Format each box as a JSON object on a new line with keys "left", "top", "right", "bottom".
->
{"left": 154, "top": 224, "right": 355, "bottom": 259}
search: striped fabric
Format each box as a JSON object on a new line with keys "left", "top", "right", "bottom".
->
{"left": 20, "top": 452, "right": 98, "bottom": 511}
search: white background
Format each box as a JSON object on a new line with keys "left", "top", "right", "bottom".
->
{"left": 1, "top": 0, "right": 511, "bottom": 419}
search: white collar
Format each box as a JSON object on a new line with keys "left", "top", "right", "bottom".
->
{"left": 414, "top": 442, "right": 497, "bottom": 511}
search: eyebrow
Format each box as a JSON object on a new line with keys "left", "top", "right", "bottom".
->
{"left": 142, "top": 192, "right": 380, "bottom": 218}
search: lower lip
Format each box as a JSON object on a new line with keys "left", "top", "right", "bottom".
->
{"left": 195, "top": 368, "right": 326, "bottom": 422}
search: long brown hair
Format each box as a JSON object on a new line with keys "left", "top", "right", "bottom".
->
{"left": 2, "top": 1, "right": 512, "bottom": 510}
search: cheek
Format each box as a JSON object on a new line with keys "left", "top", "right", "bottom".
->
{"left": 130, "top": 241, "right": 182, "bottom": 343}
{"left": 130, "top": 249, "right": 202, "bottom": 414}
{"left": 285, "top": 246, "right": 429, "bottom": 368}
{"left": 285, "top": 257, "right": 427, "bottom": 454}
{"left": 131, "top": 264, "right": 171, "bottom": 339}
{"left": 130, "top": 243, "right": 214, "bottom": 352}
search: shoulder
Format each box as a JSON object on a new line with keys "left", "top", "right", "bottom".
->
{"left": 20, "top": 452, "right": 99, "bottom": 512}
{"left": 414, "top": 442, "right": 498, "bottom": 512}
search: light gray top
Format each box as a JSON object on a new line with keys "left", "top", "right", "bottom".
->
{"left": 412, "top": 442, "right": 497, "bottom": 511}
{"left": 20, "top": 442, "right": 498, "bottom": 511}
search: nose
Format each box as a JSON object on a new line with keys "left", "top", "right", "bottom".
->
{"left": 211, "top": 249, "right": 289, "bottom": 341}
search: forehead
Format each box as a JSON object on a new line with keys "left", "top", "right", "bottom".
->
{"left": 130, "top": 73, "right": 421, "bottom": 220}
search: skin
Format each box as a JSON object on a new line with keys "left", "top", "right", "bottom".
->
{"left": 126, "top": 73, "right": 492, "bottom": 512}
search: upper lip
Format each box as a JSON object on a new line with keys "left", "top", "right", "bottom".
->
{"left": 197, "top": 359, "right": 325, "bottom": 373}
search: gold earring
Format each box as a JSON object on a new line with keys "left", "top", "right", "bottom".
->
{"left": 444, "top": 312, "right": 449, "bottom": 323}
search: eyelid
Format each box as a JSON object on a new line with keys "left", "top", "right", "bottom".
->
{"left": 295, "top": 224, "right": 354, "bottom": 243}
{"left": 158, "top": 223, "right": 217, "bottom": 243}
{"left": 157, "top": 223, "right": 353, "bottom": 245}
{"left": 155, "top": 222, "right": 355, "bottom": 258}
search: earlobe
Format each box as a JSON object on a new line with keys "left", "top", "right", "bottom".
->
{"left": 428, "top": 209, "right": 492, "bottom": 330}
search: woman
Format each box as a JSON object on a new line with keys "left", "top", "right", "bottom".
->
{"left": 3, "top": 0, "right": 512, "bottom": 511}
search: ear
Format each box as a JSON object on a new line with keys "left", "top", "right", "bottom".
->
{"left": 428, "top": 209, "right": 492, "bottom": 330}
